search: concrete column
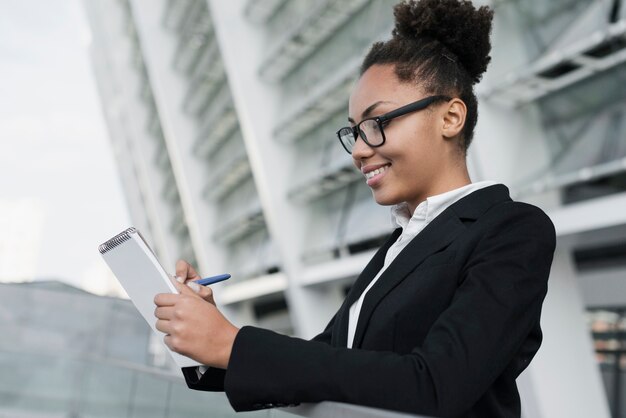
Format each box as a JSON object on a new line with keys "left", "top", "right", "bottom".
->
{"left": 205, "top": 0, "right": 344, "bottom": 338}
{"left": 472, "top": 4, "right": 610, "bottom": 415}
{"left": 129, "top": 0, "right": 226, "bottom": 276}
{"left": 108, "top": 7, "right": 176, "bottom": 267}
{"left": 518, "top": 245, "right": 610, "bottom": 418}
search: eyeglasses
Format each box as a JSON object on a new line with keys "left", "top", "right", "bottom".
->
{"left": 336, "top": 95, "right": 451, "bottom": 154}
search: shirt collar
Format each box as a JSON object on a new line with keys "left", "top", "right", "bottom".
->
{"left": 391, "top": 181, "right": 499, "bottom": 230}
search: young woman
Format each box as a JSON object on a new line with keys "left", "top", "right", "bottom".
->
{"left": 154, "top": 1, "right": 557, "bottom": 416}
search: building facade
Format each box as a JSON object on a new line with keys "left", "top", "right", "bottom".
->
{"left": 83, "top": 0, "right": 626, "bottom": 416}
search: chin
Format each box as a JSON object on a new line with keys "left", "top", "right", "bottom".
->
{"left": 371, "top": 190, "right": 402, "bottom": 207}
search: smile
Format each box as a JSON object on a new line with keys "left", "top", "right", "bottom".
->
{"left": 364, "top": 164, "right": 390, "bottom": 180}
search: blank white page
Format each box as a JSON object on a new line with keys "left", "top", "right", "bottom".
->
{"left": 99, "top": 228, "right": 201, "bottom": 368}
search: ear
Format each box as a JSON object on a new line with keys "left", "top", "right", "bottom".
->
{"left": 441, "top": 98, "right": 467, "bottom": 139}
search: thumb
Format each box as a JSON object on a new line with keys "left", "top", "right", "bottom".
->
{"left": 170, "top": 276, "right": 199, "bottom": 297}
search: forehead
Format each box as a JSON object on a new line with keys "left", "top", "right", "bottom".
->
{"left": 348, "top": 64, "right": 424, "bottom": 117}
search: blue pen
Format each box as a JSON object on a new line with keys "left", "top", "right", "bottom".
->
{"left": 195, "top": 273, "right": 231, "bottom": 286}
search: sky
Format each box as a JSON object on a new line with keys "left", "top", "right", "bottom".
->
{"left": 0, "top": 0, "right": 130, "bottom": 294}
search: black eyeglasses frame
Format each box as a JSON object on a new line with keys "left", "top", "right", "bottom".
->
{"left": 336, "top": 95, "right": 451, "bottom": 154}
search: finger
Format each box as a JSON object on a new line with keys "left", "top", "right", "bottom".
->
{"left": 163, "top": 334, "right": 180, "bottom": 353}
{"left": 155, "top": 319, "right": 171, "bottom": 334}
{"left": 154, "top": 293, "right": 179, "bottom": 306}
{"left": 186, "top": 281, "right": 202, "bottom": 295}
{"left": 188, "top": 282, "right": 215, "bottom": 304}
{"left": 175, "top": 259, "right": 201, "bottom": 283}
{"left": 154, "top": 306, "right": 174, "bottom": 320}
{"left": 170, "top": 276, "right": 199, "bottom": 298}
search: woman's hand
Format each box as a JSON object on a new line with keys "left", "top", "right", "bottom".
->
{"left": 154, "top": 278, "right": 239, "bottom": 369}
{"left": 174, "top": 259, "right": 215, "bottom": 305}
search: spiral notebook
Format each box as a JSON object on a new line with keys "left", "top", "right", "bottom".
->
{"left": 98, "top": 227, "right": 201, "bottom": 368}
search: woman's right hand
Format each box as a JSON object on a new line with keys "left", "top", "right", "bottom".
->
{"left": 175, "top": 259, "right": 216, "bottom": 306}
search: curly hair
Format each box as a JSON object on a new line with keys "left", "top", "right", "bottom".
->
{"left": 361, "top": 0, "right": 494, "bottom": 155}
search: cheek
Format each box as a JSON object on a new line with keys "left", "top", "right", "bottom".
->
{"left": 381, "top": 119, "right": 439, "bottom": 170}
{"left": 390, "top": 120, "right": 435, "bottom": 153}
{"left": 402, "top": 126, "right": 440, "bottom": 166}
{"left": 388, "top": 145, "right": 439, "bottom": 192}
{"left": 392, "top": 146, "right": 428, "bottom": 175}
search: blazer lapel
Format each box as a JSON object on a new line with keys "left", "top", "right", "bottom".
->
{"left": 350, "top": 184, "right": 512, "bottom": 349}
{"left": 331, "top": 228, "right": 401, "bottom": 347}
{"left": 351, "top": 212, "right": 466, "bottom": 348}
{"left": 346, "top": 228, "right": 402, "bottom": 307}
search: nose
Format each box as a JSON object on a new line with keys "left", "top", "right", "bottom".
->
{"left": 351, "top": 134, "right": 375, "bottom": 165}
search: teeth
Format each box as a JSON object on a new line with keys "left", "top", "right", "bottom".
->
{"left": 365, "top": 165, "right": 388, "bottom": 180}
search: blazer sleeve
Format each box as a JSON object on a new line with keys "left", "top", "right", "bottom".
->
{"left": 181, "top": 366, "right": 226, "bottom": 391}
{"left": 221, "top": 204, "right": 557, "bottom": 416}
{"left": 181, "top": 298, "right": 339, "bottom": 392}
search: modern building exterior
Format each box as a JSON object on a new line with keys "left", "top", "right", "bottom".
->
{"left": 83, "top": 0, "right": 626, "bottom": 416}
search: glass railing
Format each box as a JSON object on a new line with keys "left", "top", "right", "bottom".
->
{"left": 0, "top": 280, "right": 430, "bottom": 418}
{"left": 0, "top": 348, "right": 275, "bottom": 418}
{"left": 0, "top": 346, "right": 431, "bottom": 418}
{"left": 0, "top": 281, "right": 432, "bottom": 418}
{"left": 281, "top": 401, "right": 431, "bottom": 417}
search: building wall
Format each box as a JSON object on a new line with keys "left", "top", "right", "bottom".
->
{"left": 84, "top": 0, "right": 626, "bottom": 416}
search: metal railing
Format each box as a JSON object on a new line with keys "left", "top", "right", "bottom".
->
{"left": 281, "top": 401, "right": 431, "bottom": 418}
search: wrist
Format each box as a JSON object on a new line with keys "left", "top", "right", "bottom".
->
{"left": 218, "top": 325, "right": 240, "bottom": 369}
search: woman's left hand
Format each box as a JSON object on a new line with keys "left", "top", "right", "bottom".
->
{"left": 154, "top": 279, "right": 239, "bottom": 369}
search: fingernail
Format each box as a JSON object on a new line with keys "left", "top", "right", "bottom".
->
{"left": 175, "top": 276, "right": 184, "bottom": 283}
{"left": 187, "top": 282, "right": 200, "bottom": 293}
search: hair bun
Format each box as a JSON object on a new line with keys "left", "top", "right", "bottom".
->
{"left": 393, "top": 0, "right": 494, "bottom": 83}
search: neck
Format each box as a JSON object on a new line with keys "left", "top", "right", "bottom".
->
{"left": 406, "top": 164, "right": 471, "bottom": 215}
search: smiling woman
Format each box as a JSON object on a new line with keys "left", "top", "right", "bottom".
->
{"left": 347, "top": 68, "right": 466, "bottom": 213}
{"left": 153, "top": 1, "right": 557, "bottom": 417}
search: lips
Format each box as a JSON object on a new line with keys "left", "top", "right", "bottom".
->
{"left": 362, "top": 163, "right": 390, "bottom": 175}
{"left": 361, "top": 163, "right": 391, "bottom": 187}
{"left": 364, "top": 164, "right": 389, "bottom": 180}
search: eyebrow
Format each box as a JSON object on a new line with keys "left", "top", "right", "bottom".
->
{"left": 348, "top": 101, "right": 395, "bottom": 124}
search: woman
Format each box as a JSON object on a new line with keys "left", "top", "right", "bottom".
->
{"left": 154, "top": 0, "right": 556, "bottom": 416}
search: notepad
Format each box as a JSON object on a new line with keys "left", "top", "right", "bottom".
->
{"left": 98, "top": 227, "right": 201, "bottom": 368}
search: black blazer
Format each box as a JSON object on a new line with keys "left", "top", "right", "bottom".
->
{"left": 182, "top": 184, "right": 557, "bottom": 418}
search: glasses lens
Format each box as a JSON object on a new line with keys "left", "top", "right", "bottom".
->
{"left": 359, "top": 119, "right": 383, "bottom": 147}
{"left": 338, "top": 127, "right": 356, "bottom": 153}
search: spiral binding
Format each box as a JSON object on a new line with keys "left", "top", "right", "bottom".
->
{"left": 98, "top": 227, "right": 137, "bottom": 254}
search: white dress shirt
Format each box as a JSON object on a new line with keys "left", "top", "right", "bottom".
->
{"left": 346, "top": 180, "right": 498, "bottom": 348}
